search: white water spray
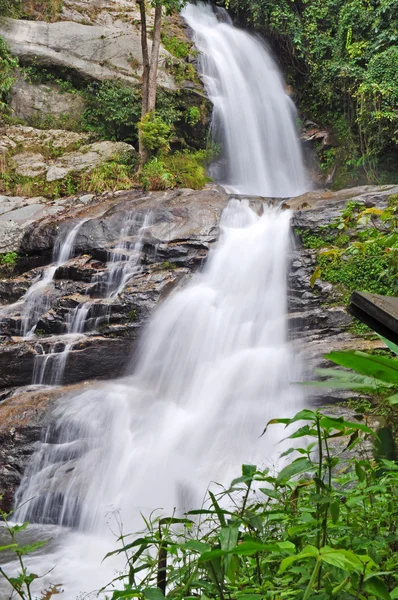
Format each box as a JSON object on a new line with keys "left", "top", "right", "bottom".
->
{"left": 182, "top": 2, "right": 308, "bottom": 197}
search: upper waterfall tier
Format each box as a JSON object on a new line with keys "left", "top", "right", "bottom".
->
{"left": 182, "top": 2, "right": 309, "bottom": 198}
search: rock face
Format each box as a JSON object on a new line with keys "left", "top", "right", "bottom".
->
{"left": 0, "top": 183, "right": 396, "bottom": 510}
{"left": 10, "top": 76, "right": 86, "bottom": 125}
{"left": 0, "top": 18, "right": 175, "bottom": 88}
{"left": 0, "top": 125, "right": 136, "bottom": 202}
{"left": 288, "top": 184, "right": 398, "bottom": 382}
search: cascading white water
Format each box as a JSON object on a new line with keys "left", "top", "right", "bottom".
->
{"left": 10, "top": 200, "right": 301, "bottom": 598}
{"left": 182, "top": 2, "right": 308, "bottom": 197}
{"left": 4, "top": 3, "right": 308, "bottom": 598}
{"left": 32, "top": 214, "right": 152, "bottom": 386}
{"left": 19, "top": 221, "right": 86, "bottom": 338}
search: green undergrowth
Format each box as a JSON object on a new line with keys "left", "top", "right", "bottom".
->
{"left": 0, "top": 152, "right": 137, "bottom": 198}
{"left": 2, "top": 409, "right": 398, "bottom": 599}
{"left": 140, "top": 150, "right": 211, "bottom": 191}
{"left": 298, "top": 196, "right": 398, "bottom": 305}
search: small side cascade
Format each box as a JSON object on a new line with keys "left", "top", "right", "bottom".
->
{"left": 31, "top": 213, "right": 152, "bottom": 387}
{"left": 20, "top": 221, "right": 86, "bottom": 338}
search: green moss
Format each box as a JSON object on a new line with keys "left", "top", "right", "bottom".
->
{"left": 127, "top": 310, "right": 138, "bottom": 322}
{"left": 159, "top": 262, "right": 177, "bottom": 270}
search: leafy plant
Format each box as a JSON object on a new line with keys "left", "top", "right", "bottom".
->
{"left": 0, "top": 502, "right": 60, "bottom": 600}
{"left": 0, "top": 251, "right": 18, "bottom": 267}
{"left": 137, "top": 112, "right": 172, "bottom": 154}
{"left": 306, "top": 335, "right": 398, "bottom": 406}
{"left": 161, "top": 33, "right": 191, "bottom": 59}
{"left": 102, "top": 410, "right": 398, "bottom": 600}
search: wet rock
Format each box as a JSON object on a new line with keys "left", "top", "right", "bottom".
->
{"left": 0, "top": 384, "right": 84, "bottom": 512}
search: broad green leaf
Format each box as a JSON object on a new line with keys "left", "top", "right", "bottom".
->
{"left": 387, "top": 393, "right": 398, "bottom": 405}
{"left": 235, "top": 594, "right": 265, "bottom": 600}
{"left": 143, "top": 589, "right": 165, "bottom": 600}
{"left": 355, "top": 461, "right": 366, "bottom": 482}
{"left": 159, "top": 517, "right": 193, "bottom": 526}
{"left": 220, "top": 526, "right": 239, "bottom": 552}
{"left": 112, "top": 592, "right": 141, "bottom": 600}
{"left": 180, "top": 540, "right": 211, "bottom": 554}
{"left": 259, "top": 488, "right": 281, "bottom": 500}
{"left": 198, "top": 541, "right": 293, "bottom": 563}
{"left": 242, "top": 464, "right": 257, "bottom": 478}
{"left": 380, "top": 336, "right": 398, "bottom": 356}
{"left": 279, "top": 545, "right": 319, "bottom": 573}
{"left": 17, "top": 540, "right": 50, "bottom": 555}
{"left": 363, "top": 576, "right": 391, "bottom": 600}
{"left": 319, "top": 548, "right": 364, "bottom": 573}
{"left": 276, "top": 458, "right": 315, "bottom": 484}
{"left": 330, "top": 501, "right": 340, "bottom": 524}
{"left": 324, "top": 350, "right": 398, "bottom": 385}
{"left": 0, "top": 544, "right": 18, "bottom": 551}
{"left": 390, "top": 587, "right": 398, "bottom": 599}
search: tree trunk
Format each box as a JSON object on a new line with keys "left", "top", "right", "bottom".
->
{"left": 138, "top": 0, "right": 150, "bottom": 163}
{"left": 147, "top": 1, "right": 163, "bottom": 113}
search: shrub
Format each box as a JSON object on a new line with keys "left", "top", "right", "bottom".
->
{"left": 82, "top": 82, "right": 142, "bottom": 145}
{"left": 163, "top": 150, "right": 211, "bottom": 189}
{"left": 137, "top": 112, "right": 172, "bottom": 154}
{"left": 139, "top": 157, "right": 175, "bottom": 191}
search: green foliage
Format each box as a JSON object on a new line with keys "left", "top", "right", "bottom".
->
{"left": 138, "top": 112, "right": 172, "bottom": 154}
{"left": 0, "top": 0, "right": 21, "bottom": 17}
{"left": 102, "top": 410, "right": 398, "bottom": 600}
{"left": 301, "top": 198, "right": 398, "bottom": 300}
{"left": 222, "top": 0, "right": 398, "bottom": 176}
{"left": 82, "top": 82, "right": 142, "bottom": 144}
{"left": 0, "top": 251, "right": 18, "bottom": 267}
{"left": 306, "top": 335, "right": 398, "bottom": 406}
{"left": 139, "top": 157, "right": 174, "bottom": 191}
{"left": 0, "top": 504, "right": 58, "bottom": 599}
{"left": 166, "top": 58, "right": 199, "bottom": 86}
{"left": 139, "top": 151, "right": 210, "bottom": 191}
{"left": 0, "top": 35, "right": 18, "bottom": 111}
{"left": 161, "top": 33, "right": 191, "bottom": 58}
{"left": 162, "top": 150, "right": 211, "bottom": 189}
{"left": 185, "top": 106, "right": 201, "bottom": 127}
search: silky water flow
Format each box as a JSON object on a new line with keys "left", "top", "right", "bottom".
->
{"left": 3, "top": 3, "right": 309, "bottom": 598}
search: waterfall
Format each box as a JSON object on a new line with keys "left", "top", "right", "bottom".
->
{"left": 182, "top": 2, "right": 308, "bottom": 197}
{"left": 4, "top": 3, "right": 308, "bottom": 598}
{"left": 31, "top": 214, "right": 152, "bottom": 386}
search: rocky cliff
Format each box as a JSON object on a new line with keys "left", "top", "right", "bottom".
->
{"left": 1, "top": 183, "right": 397, "bottom": 509}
